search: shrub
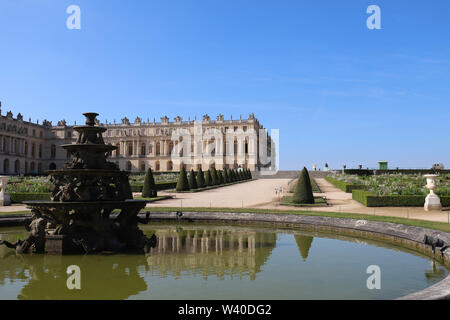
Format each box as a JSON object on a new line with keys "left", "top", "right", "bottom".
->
{"left": 188, "top": 169, "right": 198, "bottom": 189}
{"left": 205, "top": 170, "right": 212, "bottom": 186}
{"left": 10, "top": 192, "right": 51, "bottom": 203}
{"left": 234, "top": 170, "right": 240, "bottom": 181}
{"left": 196, "top": 168, "right": 206, "bottom": 188}
{"left": 142, "top": 168, "right": 157, "bottom": 197}
{"left": 223, "top": 169, "right": 229, "bottom": 183}
{"left": 130, "top": 181, "right": 176, "bottom": 192}
{"left": 217, "top": 170, "right": 224, "bottom": 185}
{"left": 176, "top": 166, "right": 190, "bottom": 191}
{"left": 325, "top": 176, "right": 365, "bottom": 193}
{"left": 292, "top": 167, "right": 314, "bottom": 204}
{"left": 352, "top": 189, "right": 450, "bottom": 207}
{"left": 211, "top": 167, "right": 219, "bottom": 185}
{"left": 228, "top": 169, "right": 234, "bottom": 182}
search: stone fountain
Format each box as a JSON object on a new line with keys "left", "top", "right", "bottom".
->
{"left": 0, "top": 112, "right": 154, "bottom": 254}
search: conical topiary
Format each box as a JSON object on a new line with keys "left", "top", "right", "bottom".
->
{"left": 218, "top": 170, "right": 224, "bottom": 184}
{"left": 205, "top": 169, "right": 212, "bottom": 186}
{"left": 227, "top": 169, "right": 232, "bottom": 182}
{"left": 223, "top": 169, "right": 229, "bottom": 183}
{"left": 142, "top": 167, "right": 157, "bottom": 198}
{"left": 292, "top": 167, "right": 314, "bottom": 204}
{"left": 176, "top": 166, "right": 190, "bottom": 191}
{"left": 211, "top": 167, "right": 219, "bottom": 185}
{"left": 196, "top": 168, "right": 205, "bottom": 188}
{"left": 188, "top": 169, "right": 197, "bottom": 189}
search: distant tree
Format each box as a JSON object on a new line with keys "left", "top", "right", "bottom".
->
{"left": 292, "top": 167, "right": 314, "bottom": 204}
{"left": 142, "top": 167, "right": 157, "bottom": 198}
{"left": 176, "top": 166, "right": 190, "bottom": 191}
{"left": 188, "top": 169, "right": 198, "bottom": 189}
{"left": 205, "top": 169, "right": 212, "bottom": 186}
{"left": 196, "top": 168, "right": 206, "bottom": 188}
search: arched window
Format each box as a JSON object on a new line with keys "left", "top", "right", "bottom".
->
{"left": 168, "top": 142, "right": 174, "bottom": 155}
{"left": 155, "top": 161, "right": 160, "bottom": 171}
{"left": 115, "top": 143, "right": 120, "bottom": 157}
{"left": 140, "top": 162, "right": 145, "bottom": 172}
{"left": 38, "top": 163, "right": 42, "bottom": 173}
{"left": 38, "top": 144, "right": 42, "bottom": 158}
{"left": 14, "top": 160, "right": 20, "bottom": 174}
{"left": 167, "top": 161, "right": 173, "bottom": 171}
{"left": 25, "top": 162, "right": 28, "bottom": 173}
{"left": 31, "top": 143, "right": 35, "bottom": 158}
{"left": 126, "top": 161, "right": 132, "bottom": 171}
{"left": 30, "top": 162, "right": 35, "bottom": 172}
{"left": 24, "top": 142, "right": 28, "bottom": 155}
{"left": 3, "top": 159, "right": 9, "bottom": 174}
{"left": 128, "top": 143, "right": 133, "bottom": 156}
{"left": 156, "top": 142, "right": 160, "bottom": 155}
{"left": 141, "top": 143, "right": 146, "bottom": 156}
{"left": 234, "top": 139, "right": 238, "bottom": 155}
{"left": 149, "top": 144, "right": 153, "bottom": 154}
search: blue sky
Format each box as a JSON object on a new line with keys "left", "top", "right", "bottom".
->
{"left": 0, "top": 0, "right": 449, "bottom": 170}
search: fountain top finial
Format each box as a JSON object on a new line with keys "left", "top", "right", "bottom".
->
{"left": 83, "top": 112, "right": 99, "bottom": 126}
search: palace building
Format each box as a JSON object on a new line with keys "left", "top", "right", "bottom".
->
{"left": 0, "top": 103, "right": 276, "bottom": 175}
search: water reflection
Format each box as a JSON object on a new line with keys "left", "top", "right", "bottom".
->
{"left": 145, "top": 226, "right": 277, "bottom": 280}
{"left": 0, "top": 225, "right": 277, "bottom": 299}
{"left": 0, "top": 224, "right": 447, "bottom": 300}
{"left": 294, "top": 235, "right": 314, "bottom": 261}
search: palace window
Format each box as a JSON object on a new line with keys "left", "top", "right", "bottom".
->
{"left": 50, "top": 144, "right": 56, "bottom": 159}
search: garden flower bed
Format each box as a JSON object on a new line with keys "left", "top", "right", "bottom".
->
{"left": 326, "top": 173, "right": 450, "bottom": 207}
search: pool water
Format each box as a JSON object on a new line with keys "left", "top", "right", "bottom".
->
{"left": 0, "top": 222, "right": 447, "bottom": 300}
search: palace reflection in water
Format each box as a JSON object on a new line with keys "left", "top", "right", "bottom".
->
{"left": 145, "top": 225, "right": 279, "bottom": 280}
{"left": 0, "top": 224, "right": 293, "bottom": 299}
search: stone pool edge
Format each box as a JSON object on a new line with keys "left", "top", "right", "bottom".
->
{"left": 1, "top": 211, "right": 449, "bottom": 300}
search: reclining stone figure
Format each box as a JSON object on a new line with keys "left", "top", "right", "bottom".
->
{"left": 424, "top": 235, "right": 449, "bottom": 256}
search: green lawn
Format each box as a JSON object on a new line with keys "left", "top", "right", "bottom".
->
{"left": 281, "top": 196, "right": 327, "bottom": 207}
{"left": 133, "top": 195, "right": 173, "bottom": 202}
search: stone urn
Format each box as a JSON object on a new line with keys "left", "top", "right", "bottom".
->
{"left": 423, "top": 174, "right": 442, "bottom": 211}
{"left": 0, "top": 176, "right": 11, "bottom": 206}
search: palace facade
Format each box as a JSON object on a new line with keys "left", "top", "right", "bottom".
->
{"left": 0, "top": 103, "right": 275, "bottom": 175}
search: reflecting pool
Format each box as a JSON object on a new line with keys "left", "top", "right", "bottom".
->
{"left": 0, "top": 222, "right": 447, "bottom": 300}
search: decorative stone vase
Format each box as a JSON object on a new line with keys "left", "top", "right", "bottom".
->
{"left": 0, "top": 176, "right": 11, "bottom": 206}
{"left": 423, "top": 174, "right": 442, "bottom": 211}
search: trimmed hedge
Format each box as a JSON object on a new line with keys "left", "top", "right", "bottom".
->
{"left": 10, "top": 192, "right": 51, "bottom": 203}
{"left": 344, "top": 169, "right": 450, "bottom": 176}
{"left": 130, "top": 181, "right": 177, "bottom": 192}
{"left": 325, "top": 176, "right": 365, "bottom": 193}
{"left": 352, "top": 189, "right": 450, "bottom": 207}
